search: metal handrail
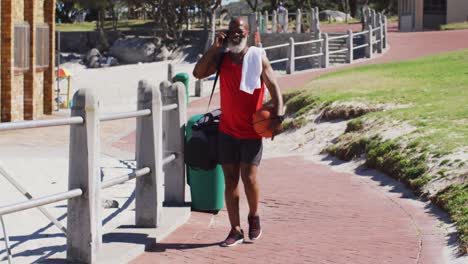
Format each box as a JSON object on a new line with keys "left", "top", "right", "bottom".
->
{"left": 162, "top": 104, "right": 178, "bottom": 111}
{"left": 0, "top": 188, "right": 83, "bottom": 216}
{"left": 329, "top": 48, "right": 348, "bottom": 55}
{"left": 354, "top": 30, "right": 369, "bottom": 36}
{"left": 294, "top": 38, "right": 323, "bottom": 46}
{"left": 372, "top": 26, "right": 381, "bottom": 32}
{"left": 0, "top": 116, "right": 84, "bottom": 132}
{"left": 353, "top": 43, "right": 369, "bottom": 50}
{"left": 102, "top": 167, "right": 150, "bottom": 189}
{"left": 264, "top": 43, "right": 290, "bottom": 51}
{"left": 270, "top": 58, "right": 289, "bottom": 64}
{"left": 101, "top": 109, "right": 151, "bottom": 122}
{"left": 163, "top": 154, "right": 176, "bottom": 165}
{"left": 328, "top": 34, "right": 349, "bottom": 41}
{"left": 295, "top": 53, "right": 323, "bottom": 60}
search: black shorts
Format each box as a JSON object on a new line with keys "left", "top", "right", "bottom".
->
{"left": 218, "top": 132, "right": 263, "bottom": 166}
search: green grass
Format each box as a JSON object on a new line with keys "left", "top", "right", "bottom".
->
{"left": 296, "top": 49, "right": 468, "bottom": 154}
{"left": 284, "top": 49, "right": 468, "bottom": 252}
{"left": 56, "top": 19, "right": 158, "bottom": 32}
{"left": 434, "top": 183, "right": 468, "bottom": 252}
{"left": 440, "top": 21, "right": 468, "bottom": 31}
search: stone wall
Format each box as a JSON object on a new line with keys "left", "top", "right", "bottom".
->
{"left": 1, "top": 1, "right": 14, "bottom": 122}
{"left": 12, "top": 74, "right": 24, "bottom": 120}
{"left": 36, "top": 0, "right": 45, "bottom": 24}
{"left": 12, "top": 0, "right": 26, "bottom": 121}
{"left": 34, "top": 72, "right": 44, "bottom": 119}
{"left": 13, "top": 0, "right": 24, "bottom": 21}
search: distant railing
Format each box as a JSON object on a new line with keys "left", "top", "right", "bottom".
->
{"left": 0, "top": 80, "right": 187, "bottom": 263}
{"left": 261, "top": 9, "right": 388, "bottom": 74}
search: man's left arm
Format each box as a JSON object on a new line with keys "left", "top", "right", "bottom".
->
{"left": 261, "top": 52, "right": 284, "bottom": 138}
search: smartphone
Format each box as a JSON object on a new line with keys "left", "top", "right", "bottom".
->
{"left": 223, "top": 30, "right": 230, "bottom": 46}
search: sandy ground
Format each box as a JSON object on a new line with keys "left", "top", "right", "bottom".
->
{"left": 57, "top": 59, "right": 216, "bottom": 113}
{"left": 0, "top": 59, "right": 210, "bottom": 263}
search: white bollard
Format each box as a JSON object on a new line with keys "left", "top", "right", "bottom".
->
{"left": 287, "top": 37, "right": 295, "bottom": 74}
{"left": 136, "top": 80, "right": 164, "bottom": 228}
{"left": 347, "top": 29, "right": 354, "bottom": 63}
{"left": 272, "top": 10, "right": 278, "bottom": 33}
{"left": 322, "top": 33, "right": 329, "bottom": 68}
{"left": 67, "top": 88, "right": 101, "bottom": 264}
{"left": 366, "top": 25, "right": 373, "bottom": 58}
{"left": 296, "top": 9, "right": 302, "bottom": 33}
{"left": 161, "top": 82, "right": 187, "bottom": 205}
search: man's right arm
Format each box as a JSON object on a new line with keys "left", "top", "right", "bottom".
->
{"left": 193, "top": 47, "right": 219, "bottom": 79}
{"left": 193, "top": 32, "right": 226, "bottom": 79}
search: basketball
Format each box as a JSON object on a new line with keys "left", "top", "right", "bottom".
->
{"left": 252, "top": 106, "right": 282, "bottom": 138}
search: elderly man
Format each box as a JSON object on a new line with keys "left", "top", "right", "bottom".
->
{"left": 193, "top": 17, "right": 283, "bottom": 247}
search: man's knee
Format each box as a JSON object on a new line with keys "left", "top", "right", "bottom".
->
{"left": 240, "top": 163, "right": 258, "bottom": 186}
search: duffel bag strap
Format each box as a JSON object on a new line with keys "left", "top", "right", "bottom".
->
{"left": 207, "top": 52, "right": 226, "bottom": 111}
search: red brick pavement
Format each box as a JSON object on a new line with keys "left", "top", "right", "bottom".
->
{"left": 130, "top": 157, "right": 446, "bottom": 264}
{"left": 113, "top": 28, "right": 468, "bottom": 263}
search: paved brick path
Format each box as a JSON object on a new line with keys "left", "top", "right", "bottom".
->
{"left": 117, "top": 28, "right": 468, "bottom": 263}
{"left": 130, "top": 157, "right": 447, "bottom": 264}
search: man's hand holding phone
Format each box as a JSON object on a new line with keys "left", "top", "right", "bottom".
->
{"left": 213, "top": 31, "right": 229, "bottom": 50}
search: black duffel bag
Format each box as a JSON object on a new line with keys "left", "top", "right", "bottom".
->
{"left": 185, "top": 109, "right": 221, "bottom": 170}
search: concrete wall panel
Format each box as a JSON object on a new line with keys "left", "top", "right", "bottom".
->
{"left": 447, "top": 0, "right": 468, "bottom": 23}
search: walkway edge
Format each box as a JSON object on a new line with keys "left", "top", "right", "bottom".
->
{"left": 97, "top": 206, "right": 191, "bottom": 264}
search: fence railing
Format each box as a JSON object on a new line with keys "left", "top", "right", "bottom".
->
{"left": 262, "top": 9, "right": 387, "bottom": 74}
{"left": 0, "top": 80, "right": 187, "bottom": 263}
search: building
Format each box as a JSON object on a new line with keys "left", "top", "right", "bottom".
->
{"left": 399, "top": 0, "right": 468, "bottom": 31}
{"left": 1, "top": 0, "right": 55, "bottom": 122}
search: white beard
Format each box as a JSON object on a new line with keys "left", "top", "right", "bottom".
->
{"left": 228, "top": 37, "right": 247, "bottom": 54}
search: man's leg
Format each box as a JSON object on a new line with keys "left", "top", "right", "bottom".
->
{"left": 240, "top": 163, "right": 259, "bottom": 218}
{"left": 222, "top": 163, "right": 241, "bottom": 231}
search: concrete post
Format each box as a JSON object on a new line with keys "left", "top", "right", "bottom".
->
{"left": 346, "top": 29, "right": 354, "bottom": 63}
{"left": 195, "top": 79, "right": 203, "bottom": 97}
{"left": 167, "top": 64, "right": 173, "bottom": 82}
{"left": 316, "top": 29, "right": 323, "bottom": 68}
{"left": 286, "top": 37, "right": 295, "bottom": 74}
{"left": 67, "top": 89, "right": 101, "bottom": 264}
{"left": 136, "top": 80, "right": 164, "bottom": 227}
{"left": 296, "top": 9, "right": 301, "bottom": 33}
{"left": 383, "top": 15, "right": 388, "bottom": 49}
{"left": 264, "top": 10, "right": 269, "bottom": 32}
{"left": 272, "top": 10, "right": 278, "bottom": 33}
{"left": 371, "top": 10, "right": 377, "bottom": 28}
{"left": 377, "top": 13, "right": 383, "bottom": 53}
{"left": 310, "top": 8, "right": 315, "bottom": 34}
{"left": 248, "top": 13, "right": 258, "bottom": 33}
{"left": 284, "top": 9, "right": 289, "bottom": 33}
{"left": 210, "top": 11, "right": 216, "bottom": 42}
{"left": 321, "top": 33, "right": 329, "bottom": 68}
{"left": 315, "top": 7, "right": 321, "bottom": 32}
{"left": 161, "top": 82, "right": 187, "bottom": 205}
{"left": 365, "top": 25, "right": 373, "bottom": 58}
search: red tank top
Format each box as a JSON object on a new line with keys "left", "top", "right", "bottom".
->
{"left": 218, "top": 53, "right": 265, "bottom": 139}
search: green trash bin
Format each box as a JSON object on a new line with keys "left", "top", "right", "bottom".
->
{"left": 173, "top": 73, "right": 190, "bottom": 106}
{"left": 186, "top": 114, "right": 225, "bottom": 213}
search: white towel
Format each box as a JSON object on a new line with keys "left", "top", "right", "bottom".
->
{"left": 239, "top": 47, "right": 264, "bottom": 94}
